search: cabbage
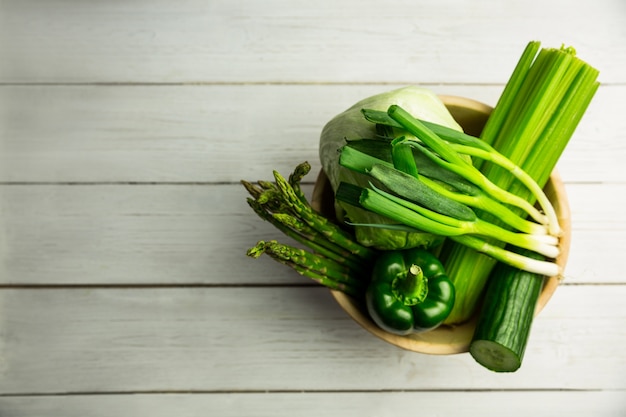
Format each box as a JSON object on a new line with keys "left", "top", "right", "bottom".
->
{"left": 318, "top": 86, "right": 463, "bottom": 250}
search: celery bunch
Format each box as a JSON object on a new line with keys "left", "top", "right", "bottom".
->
{"left": 442, "top": 41, "right": 600, "bottom": 324}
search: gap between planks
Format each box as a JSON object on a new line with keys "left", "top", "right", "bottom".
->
{"left": 0, "top": 282, "right": 623, "bottom": 289}
{"left": 0, "top": 387, "right": 612, "bottom": 397}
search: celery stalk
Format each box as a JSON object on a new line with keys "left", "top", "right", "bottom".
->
{"left": 476, "top": 41, "right": 542, "bottom": 163}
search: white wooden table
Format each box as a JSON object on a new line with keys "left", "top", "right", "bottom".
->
{"left": 1, "top": 1, "right": 625, "bottom": 415}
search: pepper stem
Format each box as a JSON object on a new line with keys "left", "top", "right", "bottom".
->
{"left": 392, "top": 264, "right": 429, "bottom": 306}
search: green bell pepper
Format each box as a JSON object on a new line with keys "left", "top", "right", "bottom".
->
{"left": 366, "top": 248, "right": 455, "bottom": 335}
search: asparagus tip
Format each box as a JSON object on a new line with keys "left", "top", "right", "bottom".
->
{"left": 246, "top": 241, "right": 268, "bottom": 258}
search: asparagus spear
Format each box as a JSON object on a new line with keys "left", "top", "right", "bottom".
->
{"left": 247, "top": 241, "right": 364, "bottom": 297}
{"left": 243, "top": 162, "right": 375, "bottom": 296}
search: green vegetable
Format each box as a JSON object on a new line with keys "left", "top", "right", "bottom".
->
{"left": 386, "top": 106, "right": 555, "bottom": 231}
{"left": 441, "top": 41, "right": 600, "bottom": 325}
{"left": 243, "top": 41, "right": 598, "bottom": 375}
{"left": 319, "top": 86, "right": 464, "bottom": 250}
{"left": 335, "top": 105, "right": 562, "bottom": 275}
{"left": 341, "top": 133, "right": 547, "bottom": 236}
{"left": 242, "top": 162, "right": 375, "bottom": 297}
{"left": 469, "top": 251, "right": 545, "bottom": 372}
{"left": 366, "top": 248, "right": 455, "bottom": 335}
{"left": 248, "top": 240, "right": 365, "bottom": 297}
{"left": 336, "top": 181, "right": 560, "bottom": 276}
{"left": 339, "top": 147, "right": 477, "bottom": 222}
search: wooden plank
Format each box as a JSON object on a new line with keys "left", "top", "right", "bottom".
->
{"left": 0, "top": 84, "right": 620, "bottom": 183}
{"left": 0, "top": 285, "right": 624, "bottom": 394}
{"left": 0, "top": 183, "right": 302, "bottom": 285}
{"left": 0, "top": 0, "right": 622, "bottom": 83}
{"left": 0, "top": 183, "right": 623, "bottom": 285}
{"left": 0, "top": 391, "right": 624, "bottom": 417}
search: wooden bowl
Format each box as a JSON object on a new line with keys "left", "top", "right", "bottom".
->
{"left": 311, "top": 95, "right": 571, "bottom": 355}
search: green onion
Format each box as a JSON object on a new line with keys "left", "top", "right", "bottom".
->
{"left": 338, "top": 181, "right": 560, "bottom": 261}
{"left": 339, "top": 143, "right": 536, "bottom": 232}
{"left": 381, "top": 118, "right": 560, "bottom": 234}
{"left": 417, "top": 176, "right": 548, "bottom": 235}
{"left": 368, "top": 164, "right": 477, "bottom": 222}
{"left": 387, "top": 108, "right": 554, "bottom": 228}
{"left": 338, "top": 143, "right": 393, "bottom": 174}
{"left": 336, "top": 182, "right": 559, "bottom": 276}
{"left": 448, "top": 143, "right": 560, "bottom": 236}
{"left": 449, "top": 236, "right": 559, "bottom": 277}
{"left": 338, "top": 117, "right": 562, "bottom": 269}
{"left": 391, "top": 138, "right": 419, "bottom": 178}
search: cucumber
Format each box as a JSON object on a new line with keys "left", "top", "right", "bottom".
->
{"left": 469, "top": 251, "right": 545, "bottom": 372}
